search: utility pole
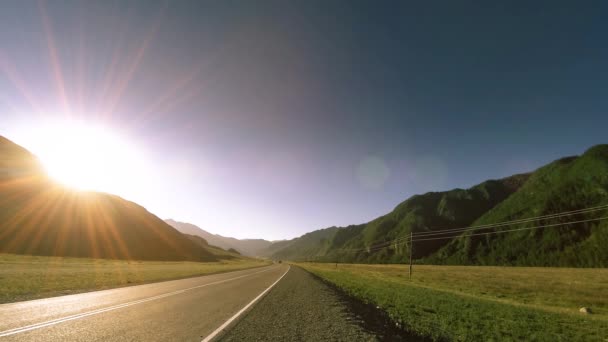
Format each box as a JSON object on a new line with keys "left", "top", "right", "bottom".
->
{"left": 409, "top": 231, "right": 413, "bottom": 280}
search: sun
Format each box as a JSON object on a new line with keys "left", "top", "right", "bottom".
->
{"left": 11, "top": 120, "right": 148, "bottom": 195}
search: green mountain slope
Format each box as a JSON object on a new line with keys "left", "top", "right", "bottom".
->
{"left": 0, "top": 136, "right": 224, "bottom": 262}
{"left": 268, "top": 227, "right": 340, "bottom": 261}
{"left": 269, "top": 145, "right": 608, "bottom": 267}
{"left": 431, "top": 145, "right": 608, "bottom": 267}
{"left": 266, "top": 174, "right": 528, "bottom": 263}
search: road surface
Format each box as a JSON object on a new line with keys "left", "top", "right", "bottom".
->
{"left": 0, "top": 264, "right": 288, "bottom": 341}
{"left": 220, "top": 266, "right": 380, "bottom": 341}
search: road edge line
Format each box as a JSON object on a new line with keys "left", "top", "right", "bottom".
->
{"left": 0, "top": 266, "right": 277, "bottom": 337}
{"left": 201, "top": 265, "right": 291, "bottom": 342}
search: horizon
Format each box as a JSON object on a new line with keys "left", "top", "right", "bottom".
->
{"left": 166, "top": 141, "right": 598, "bottom": 241}
{"left": 2, "top": 1, "right": 608, "bottom": 240}
{"left": 5, "top": 133, "right": 601, "bottom": 241}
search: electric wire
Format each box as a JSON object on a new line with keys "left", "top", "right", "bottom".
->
{"left": 326, "top": 204, "right": 608, "bottom": 255}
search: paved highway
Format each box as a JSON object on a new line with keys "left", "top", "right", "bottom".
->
{"left": 0, "top": 264, "right": 289, "bottom": 341}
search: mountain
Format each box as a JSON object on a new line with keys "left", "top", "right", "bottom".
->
{"left": 264, "top": 227, "right": 340, "bottom": 261}
{"left": 165, "top": 219, "right": 273, "bottom": 256}
{"left": 183, "top": 234, "right": 243, "bottom": 259}
{"left": 267, "top": 145, "right": 608, "bottom": 267}
{"left": 263, "top": 173, "right": 529, "bottom": 263}
{"left": 0, "top": 136, "right": 229, "bottom": 262}
{"left": 0, "top": 136, "right": 44, "bottom": 178}
{"left": 431, "top": 145, "right": 608, "bottom": 267}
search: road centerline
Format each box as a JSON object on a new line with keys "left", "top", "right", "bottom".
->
{"left": 201, "top": 265, "right": 291, "bottom": 342}
{"left": 0, "top": 266, "right": 278, "bottom": 338}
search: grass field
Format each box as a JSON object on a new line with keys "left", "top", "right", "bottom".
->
{"left": 0, "top": 253, "right": 270, "bottom": 304}
{"left": 299, "top": 263, "right": 608, "bottom": 341}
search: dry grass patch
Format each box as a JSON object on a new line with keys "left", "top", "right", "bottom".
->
{"left": 0, "top": 253, "right": 270, "bottom": 303}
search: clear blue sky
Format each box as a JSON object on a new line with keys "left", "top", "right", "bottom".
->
{"left": 1, "top": 1, "right": 607, "bottom": 239}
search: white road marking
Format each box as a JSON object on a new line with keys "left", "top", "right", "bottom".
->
{"left": 0, "top": 266, "right": 277, "bottom": 337}
{"left": 201, "top": 265, "right": 291, "bottom": 342}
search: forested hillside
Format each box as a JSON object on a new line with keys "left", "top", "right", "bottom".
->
{"left": 431, "top": 145, "right": 608, "bottom": 267}
{"left": 267, "top": 145, "right": 608, "bottom": 267}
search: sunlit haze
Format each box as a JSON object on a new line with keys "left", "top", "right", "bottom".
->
{"left": 10, "top": 119, "right": 150, "bottom": 193}
{"left": 1, "top": 1, "right": 607, "bottom": 240}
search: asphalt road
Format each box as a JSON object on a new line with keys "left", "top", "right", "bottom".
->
{"left": 0, "top": 264, "right": 288, "bottom": 342}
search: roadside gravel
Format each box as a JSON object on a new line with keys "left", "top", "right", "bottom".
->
{"left": 219, "top": 266, "right": 378, "bottom": 342}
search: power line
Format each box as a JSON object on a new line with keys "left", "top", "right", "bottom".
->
{"left": 412, "top": 204, "right": 608, "bottom": 237}
{"left": 343, "top": 216, "right": 608, "bottom": 254}
{"left": 327, "top": 205, "right": 608, "bottom": 254}
{"left": 411, "top": 215, "right": 608, "bottom": 242}
{"left": 312, "top": 205, "right": 608, "bottom": 280}
{"left": 335, "top": 234, "right": 411, "bottom": 253}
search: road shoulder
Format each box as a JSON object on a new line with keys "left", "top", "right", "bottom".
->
{"left": 219, "top": 266, "right": 377, "bottom": 341}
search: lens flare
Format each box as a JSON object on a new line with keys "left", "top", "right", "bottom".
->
{"left": 9, "top": 120, "right": 148, "bottom": 195}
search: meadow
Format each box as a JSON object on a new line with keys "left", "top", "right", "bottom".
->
{"left": 299, "top": 263, "right": 608, "bottom": 341}
{"left": 0, "top": 253, "right": 270, "bottom": 303}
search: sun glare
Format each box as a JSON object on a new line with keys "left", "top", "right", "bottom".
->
{"left": 11, "top": 120, "right": 148, "bottom": 195}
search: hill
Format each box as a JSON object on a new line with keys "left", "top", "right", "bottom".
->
{"left": 268, "top": 145, "right": 608, "bottom": 267}
{"left": 0, "top": 136, "right": 45, "bottom": 177}
{"left": 0, "top": 136, "right": 227, "bottom": 262}
{"left": 165, "top": 219, "right": 273, "bottom": 256}
{"left": 265, "top": 173, "right": 528, "bottom": 263}
{"left": 265, "top": 227, "right": 340, "bottom": 261}
{"left": 431, "top": 145, "right": 608, "bottom": 266}
{"left": 183, "top": 234, "right": 244, "bottom": 259}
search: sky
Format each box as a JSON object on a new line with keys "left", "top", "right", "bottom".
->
{"left": 1, "top": 1, "right": 607, "bottom": 240}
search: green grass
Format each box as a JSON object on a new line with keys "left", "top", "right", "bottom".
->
{"left": 0, "top": 253, "right": 270, "bottom": 303}
{"left": 299, "top": 263, "right": 608, "bottom": 341}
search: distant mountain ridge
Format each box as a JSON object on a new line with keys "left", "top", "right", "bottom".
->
{"left": 0, "top": 136, "right": 44, "bottom": 178}
{"left": 0, "top": 136, "right": 238, "bottom": 262}
{"left": 262, "top": 173, "right": 530, "bottom": 262}
{"left": 165, "top": 219, "right": 273, "bottom": 257}
{"left": 6, "top": 133, "right": 605, "bottom": 266}
{"left": 264, "top": 145, "right": 608, "bottom": 267}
